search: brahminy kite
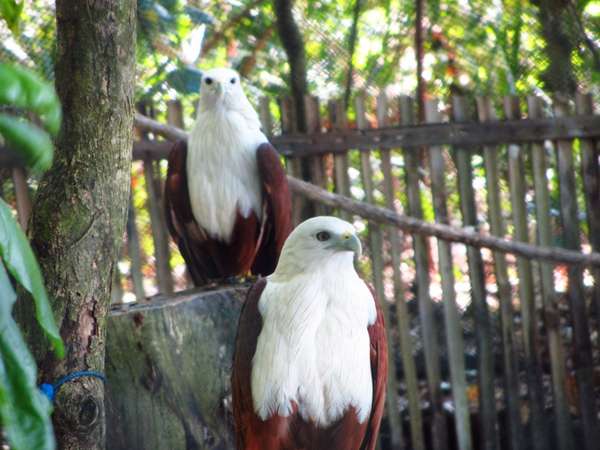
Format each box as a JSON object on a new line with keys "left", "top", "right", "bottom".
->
{"left": 232, "top": 216, "right": 388, "bottom": 450}
{"left": 165, "top": 68, "right": 292, "bottom": 284}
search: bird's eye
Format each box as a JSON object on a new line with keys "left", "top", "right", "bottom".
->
{"left": 205, "top": 77, "right": 213, "bottom": 85}
{"left": 230, "top": 78, "right": 236, "bottom": 84}
{"left": 316, "top": 231, "right": 331, "bottom": 242}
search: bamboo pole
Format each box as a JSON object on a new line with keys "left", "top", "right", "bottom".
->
{"left": 304, "top": 95, "right": 327, "bottom": 216}
{"left": 400, "top": 95, "right": 447, "bottom": 450}
{"left": 126, "top": 191, "right": 146, "bottom": 301}
{"left": 258, "top": 97, "right": 273, "bottom": 137}
{"left": 356, "top": 92, "right": 405, "bottom": 450}
{"left": 575, "top": 93, "right": 600, "bottom": 334}
{"left": 476, "top": 97, "right": 525, "bottom": 450}
{"left": 527, "top": 95, "right": 573, "bottom": 450}
{"left": 503, "top": 96, "right": 553, "bottom": 450}
{"left": 553, "top": 97, "right": 598, "bottom": 450}
{"left": 378, "top": 93, "right": 424, "bottom": 450}
{"left": 452, "top": 96, "right": 497, "bottom": 450}
{"left": 280, "top": 97, "right": 304, "bottom": 226}
{"left": 329, "top": 99, "right": 351, "bottom": 222}
{"left": 425, "top": 99, "right": 472, "bottom": 450}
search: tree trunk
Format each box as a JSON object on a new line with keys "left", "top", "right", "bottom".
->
{"left": 273, "top": 0, "right": 308, "bottom": 133}
{"left": 415, "top": 0, "right": 425, "bottom": 122}
{"left": 106, "top": 286, "right": 245, "bottom": 450}
{"left": 21, "top": 1, "right": 136, "bottom": 448}
{"left": 342, "top": 0, "right": 363, "bottom": 111}
{"left": 532, "top": 0, "right": 577, "bottom": 94}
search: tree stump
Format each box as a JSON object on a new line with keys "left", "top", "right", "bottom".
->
{"left": 105, "top": 286, "right": 247, "bottom": 450}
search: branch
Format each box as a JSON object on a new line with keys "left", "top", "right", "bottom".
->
{"left": 287, "top": 177, "right": 600, "bottom": 268}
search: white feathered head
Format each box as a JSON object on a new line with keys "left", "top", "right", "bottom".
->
{"left": 271, "top": 216, "right": 362, "bottom": 279}
{"left": 197, "top": 68, "right": 258, "bottom": 122}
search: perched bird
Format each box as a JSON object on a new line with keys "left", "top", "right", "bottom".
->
{"left": 165, "top": 68, "right": 292, "bottom": 284}
{"left": 232, "top": 216, "right": 387, "bottom": 450}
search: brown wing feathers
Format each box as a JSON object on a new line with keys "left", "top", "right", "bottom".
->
{"left": 164, "top": 140, "right": 291, "bottom": 283}
{"left": 252, "top": 143, "right": 292, "bottom": 276}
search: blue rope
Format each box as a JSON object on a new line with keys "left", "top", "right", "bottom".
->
{"left": 40, "top": 370, "right": 106, "bottom": 402}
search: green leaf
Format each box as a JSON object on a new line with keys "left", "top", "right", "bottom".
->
{"left": 0, "top": 63, "right": 62, "bottom": 136}
{"left": 0, "top": 261, "right": 56, "bottom": 450}
{"left": 166, "top": 67, "right": 203, "bottom": 94}
{"left": 0, "top": 115, "right": 54, "bottom": 173}
{"left": 0, "top": 199, "right": 64, "bottom": 357}
{"left": 0, "top": 0, "right": 24, "bottom": 33}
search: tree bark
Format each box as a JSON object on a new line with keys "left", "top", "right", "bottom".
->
{"left": 532, "top": 0, "right": 578, "bottom": 94}
{"left": 21, "top": 1, "right": 136, "bottom": 448}
{"left": 273, "top": 0, "right": 308, "bottom": 132}
{"left": 415, "top": 0, "right": 425, "bottom": 122}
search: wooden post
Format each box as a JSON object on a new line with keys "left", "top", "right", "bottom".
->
{"left": 378, "top": 93, "right": 424, "bottom": 450}
{"left": 451, "top": 96, "right": 497, "bottom": 450}
{"left": 553, "top": 97, "right": 599, "bottom": 450}
{"left": 575, "top": 93, "right": 600, "bottom": 333}
{"left": 400, "top": 95, "right": 447, "bottom": 450}
{"left": 126, "top": 191, "right": 146, "bottom": 300}
{"left": 280, "top": 96, "right": 304, "bottom": 225}
{"left": 476, "top": 97, "right": 525, "bottom": 450}
{"left": 12, "top": 167, "right": 31, "bottom": 231}
{"left": 526, "top": 95, "right": 573, "bottom": 450}
{"left": 356, "top": 92, "right": 405, "bottom": 450}
{"left": 504, "top": 97, "right": 550, "bottom": 450}
{"left": 143, "top": 158, "right": 173, "bottom": 295}
{"left": 425, "top": 98, "right": 472, "bottom": 450}
{"left": 166, "top": 99, "right": 185, "bottom": 129}
{"left": 329, "top": 99, "right": 351, "bottom": 221}
{"left": 258, "top": 97, "right": 273, "bottom": 137}
{"left": 304, "top": 95, "right": 327, "bottom": 215}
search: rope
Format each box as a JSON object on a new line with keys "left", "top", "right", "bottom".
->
{"left": 40, "top": 370, "right": 106, "bottom": 402}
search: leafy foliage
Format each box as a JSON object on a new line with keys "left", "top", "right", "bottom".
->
{"left": 0, "top": 4, "right": 64, "bottom": 450}
{"left": 0, "top": 0, "right": 22, "bottom": 33}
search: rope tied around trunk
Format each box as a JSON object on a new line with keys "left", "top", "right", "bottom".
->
{"left": 40, "top": 370, "right": 106, "bottom": 402}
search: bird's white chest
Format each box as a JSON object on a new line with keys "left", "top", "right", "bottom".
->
{"left": 251, "top": 272, "right": 376, "bottom": 426}
{"left": 186, "top": 111, "right": 267, "bottom": 242}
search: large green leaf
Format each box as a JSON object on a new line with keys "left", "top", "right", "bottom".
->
{"left": 0, "top": 261, "right": 56, "bottom": 450}
{"left": 0, "top": 63, "right": 62, "bottom": 136}
{"left": 0, "top": 199, "right": 64, "bottom": 357}
{"left": 166, "top": 66, "right": 203, "bottom": 94}
{"left": 0, "top": 0, "right": 24, "bottom": 34}
{"left": 0, "top": 114, "right": 54, "bottom": 173}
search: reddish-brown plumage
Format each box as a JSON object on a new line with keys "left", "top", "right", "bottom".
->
{"left": 164, "top": 141, "right": 292, "bottom": 284}
{"left": 231, "top": 279, "right": 388, "bottom": 450}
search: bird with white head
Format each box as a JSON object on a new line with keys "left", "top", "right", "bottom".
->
{"left": 232, "top": 216, "right": 388, "bottom": 450}
{"left": 164, "top": 68, "right": 292, "bottom": 284}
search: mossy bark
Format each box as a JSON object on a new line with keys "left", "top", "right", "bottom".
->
{"left": 106, "top": 287, "right": 244, "bottom": 450}
{"left": 19, "top": 1, "right": 136, "bottom": 448}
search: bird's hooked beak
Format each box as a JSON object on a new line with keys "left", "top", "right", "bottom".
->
{"left": 329, "top": 231, "right": 362, "bottom": 258}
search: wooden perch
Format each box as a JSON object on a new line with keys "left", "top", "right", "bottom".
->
{"left": 133, "top": 112, "right": 600, "bottom": 268}
{"left": 106, "top": 286, "right": 245, "bottom": 449}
